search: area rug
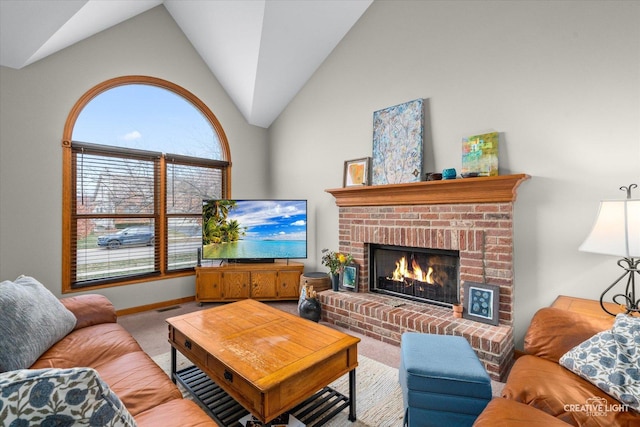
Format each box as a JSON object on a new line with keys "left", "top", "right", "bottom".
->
{"left": 152, "top": 352, "right": 504, "bottom": 427}
{"left": 152, "top": 351, "right": 404, "bottom": 426}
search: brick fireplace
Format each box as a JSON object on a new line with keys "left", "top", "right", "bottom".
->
{"left": 322, "top": 174, "right": 529, "bottom": 381}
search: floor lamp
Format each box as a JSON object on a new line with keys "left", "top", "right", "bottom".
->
{"left": 579, "top": 184, "right": 640, "bottom": 316}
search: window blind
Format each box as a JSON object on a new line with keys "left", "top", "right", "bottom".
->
{"left": 70, "top": 142, "right": 225, "bottom": 288}
{"left": 72, "top": 145, "right": 159, "bottom": 286}
{"left": 166, "top": 157, "right": 224, "bottom": 271}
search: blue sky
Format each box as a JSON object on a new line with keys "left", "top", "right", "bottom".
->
{"left": 72, "top": 84, "right": 222, "bottom": 159}
{"left": 227, "top": 200, "right": 307, "bottom": 241}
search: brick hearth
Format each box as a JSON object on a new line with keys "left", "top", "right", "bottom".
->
{"left": 322, "top": 175, "right": 529, "bottom": 381}
{"left": 319, "top": 291, "right": 513, "bottom": 380}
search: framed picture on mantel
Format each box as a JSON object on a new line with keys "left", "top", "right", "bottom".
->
{"left": 371, "top": 98, "right": 424, "bottom": 185}
{"left": 463, "top": 282, "right": 500, "bottom": 326}
{"left": 343, "top": 157, "right": 371, "bottom": 187}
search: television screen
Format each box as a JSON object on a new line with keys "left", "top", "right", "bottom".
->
{"left": 202, "top": 199, "right": 307, "bottom": 261}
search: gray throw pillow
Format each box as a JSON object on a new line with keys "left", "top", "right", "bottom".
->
{"left": 0, "top": 276, "right": 77, "bottom": 372}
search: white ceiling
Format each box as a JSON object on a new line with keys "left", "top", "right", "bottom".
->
{"left": 0, "top": 0, "right": 372, "bottom": 128}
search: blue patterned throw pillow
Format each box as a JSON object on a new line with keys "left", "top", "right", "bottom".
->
{"left": 560, "top": 314, "right": 640, "bottom": 412}
{"left": 0, "top": 367, "right": 137, "bottom": 426}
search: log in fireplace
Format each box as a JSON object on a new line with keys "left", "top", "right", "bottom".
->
{"left": 370, "top": 244, "right": 459, "bottom": 307}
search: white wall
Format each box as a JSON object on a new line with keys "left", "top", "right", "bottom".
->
{"left": 0, "top": 6, "right": 269, "bottom": 307}
{"left": 269, "top": 0, "right": 640, "bottom": 347}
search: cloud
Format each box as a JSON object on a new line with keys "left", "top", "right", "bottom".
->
{"left": 291, "top": 220, "right": 306, "bottom": 226}
{"left": 270, "top": 231, "right": 306, "bottom": 240}
{"left": 121, "top": 130, "right": 142, "bottom": 141}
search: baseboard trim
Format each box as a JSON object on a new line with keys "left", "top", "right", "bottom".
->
{"left": 116, "top": 296, "right": 196, "bottom": 317}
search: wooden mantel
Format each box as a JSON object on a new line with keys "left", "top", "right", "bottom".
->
{"left": 326, "top": 173, "right": 530, "bottom": 207}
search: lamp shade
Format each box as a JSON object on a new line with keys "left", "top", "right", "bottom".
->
{"left": 579, "top": 199, "right": 640, "bottom": 258}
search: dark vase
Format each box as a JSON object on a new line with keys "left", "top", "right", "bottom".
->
{"left": 299, "top": 298, "right": 322, "bottom": 322}
{"left": 331, "top": 273, "right": 340, "bottom": 291}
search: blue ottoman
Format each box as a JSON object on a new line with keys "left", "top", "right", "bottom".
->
{"left": 399, "top": 333, "right": 492, "bottom": 427}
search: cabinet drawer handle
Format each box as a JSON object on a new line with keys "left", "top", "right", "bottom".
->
{"left": 224, "top": 370, "right": 233, "bottom": 383}
{"left": 184, "top": 339, "right": 192, "bottom": 350}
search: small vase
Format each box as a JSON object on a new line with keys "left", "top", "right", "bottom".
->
{"left": 299, "top": 298, "right": 322, "bottom": 322}
{"left": 330, "top": 273, "right": 340, "bottom": 291}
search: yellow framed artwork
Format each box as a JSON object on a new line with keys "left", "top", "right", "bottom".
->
{"left": 343, "top": 157, "right": 371, "bottom": 187}
{"left": 461, "top": 131, "right": 499, "bottom": 177}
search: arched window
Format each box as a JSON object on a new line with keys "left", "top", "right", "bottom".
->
{"left": 62, "top": 76, "right": 231, "bottom": 291}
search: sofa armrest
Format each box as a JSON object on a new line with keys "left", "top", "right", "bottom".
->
{"left": 523, "top": 307, "right": 614, "bottom": 362}
{"left": 473, "top": 398, "right": 572, "bottom": 426}
{"left": 60, "top": 294, "right": 117, "bottom": 330}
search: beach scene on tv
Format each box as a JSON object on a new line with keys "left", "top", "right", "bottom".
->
{"left": 202, "top": 199, "right": 307, "bottom": 260}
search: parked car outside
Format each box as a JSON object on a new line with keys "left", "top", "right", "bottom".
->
{"left": 97, "top": 227, "right": 154, "bottom": 249}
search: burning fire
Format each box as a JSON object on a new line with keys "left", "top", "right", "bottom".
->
{"left": 390, "top": 256, "right": 435, "bottom": 284}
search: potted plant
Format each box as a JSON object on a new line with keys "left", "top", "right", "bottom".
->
{"left": 321, "top": 249, "right": 354, "bottom": 291}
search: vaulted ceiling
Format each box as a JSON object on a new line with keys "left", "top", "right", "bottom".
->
{"left": 0, "top": 0, "right": 372, "bottom": 128}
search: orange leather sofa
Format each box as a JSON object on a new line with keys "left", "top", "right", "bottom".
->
{"left": 30, "top": 294, "right": 215, "bottom": 427}
{"left": 474, "top": 307, "right": 639, "bottom": 426}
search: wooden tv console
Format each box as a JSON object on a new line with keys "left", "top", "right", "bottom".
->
{"left": 195, "top": 261, "right": 304, "bottom": 303}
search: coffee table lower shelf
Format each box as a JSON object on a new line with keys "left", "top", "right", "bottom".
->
{"left": 174, "top": 365, "right": 351, "bottom": 427}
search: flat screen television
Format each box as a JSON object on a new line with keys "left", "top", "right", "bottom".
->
{"left": 202, "top": 199, "right": 307, "bottom": 263}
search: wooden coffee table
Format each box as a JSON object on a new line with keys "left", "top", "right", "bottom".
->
{"left": 167, "top": 299, "right": 360, "bottom": 426}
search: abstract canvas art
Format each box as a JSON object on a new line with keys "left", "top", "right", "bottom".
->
{"left": 461, "top": 131, "right": 499, "bottom": 177}
{"left": 372, "top": 99, "right": 424, "bottom": 185}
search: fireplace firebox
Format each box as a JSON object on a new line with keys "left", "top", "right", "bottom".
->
{"left": 370, "top": 244, "right": 460, "bottom": 307}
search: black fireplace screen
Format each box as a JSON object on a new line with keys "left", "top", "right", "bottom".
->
{"left": 370, "top": 244, "right": 460, "bottom": 306}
